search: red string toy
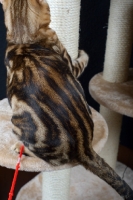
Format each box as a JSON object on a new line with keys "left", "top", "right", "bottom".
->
{"left": 8, "top": 145, "right": 24, "bottom": 200}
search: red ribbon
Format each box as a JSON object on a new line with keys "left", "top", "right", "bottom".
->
{"left": 8, "top": 145, "right": 24, "bottom": 200}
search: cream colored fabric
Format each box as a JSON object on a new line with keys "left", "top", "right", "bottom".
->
{"left": 99, "top": 106, "right": 122, "bottom": 169}
{"left": 0, "top": 98, "right": 108, "bottom": 172}
{"left": 89, "top": 70, "right": 133, "bottom": 118}
{"left": 16, "top": 162, "right": 133, "bottom": 200}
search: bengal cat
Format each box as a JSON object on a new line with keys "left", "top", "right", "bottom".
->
{"left": 0, "top": 0, "right": 133, "bottom": 199}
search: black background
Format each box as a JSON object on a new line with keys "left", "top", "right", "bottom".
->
{"left": 0, "top": 1, "right": 132, "bottom": 150}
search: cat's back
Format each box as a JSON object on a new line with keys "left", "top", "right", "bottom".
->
{"left": 6, "top": 43, "right": 76, "bottom": 99}
{"left": 6, "top": 43, "right": 84, "bottom": 114}
{"left": 6, "top": 43, "right": 92, "bottom": 126}
{"left": 6, "top": 43, "right": 94, "bottom": 157}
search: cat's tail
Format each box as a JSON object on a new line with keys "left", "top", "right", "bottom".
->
{"left": 81, "top": 151, "right": 133, "bottom": 200}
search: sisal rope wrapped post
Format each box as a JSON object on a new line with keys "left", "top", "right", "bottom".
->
{"left": 42, "top": 169, "right": 70, "bottom": 200}
{"left": 47, "top": 0, "right": 80, "bottom": 59}
{"left": 103, "top": 0, "right": 133, "bottom": 83}
{"left": 99, "top": 106, "right": 122, "bottom": 169}
{"left": 42, "top": 0, "right": 81, "bottom": 199}
{"left": 100, "top": 0, "right": 133, "bottom": 168}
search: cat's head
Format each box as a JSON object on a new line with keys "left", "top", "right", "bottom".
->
{"left": 0, "top": 0, "right": 51, "bottom": 44}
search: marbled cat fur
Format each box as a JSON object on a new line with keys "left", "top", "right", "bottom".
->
{"left": 1, "top": 0, "right": 133, "bottom": 199}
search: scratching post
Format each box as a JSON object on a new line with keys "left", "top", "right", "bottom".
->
{"left": 0, "top": 1, "right": 109, "bottom": 199}
{"left": 100, "top": 0, "right": 133, "bottom": 168}
{"left": 103, "top": 0, "right": 133, "bottom": 83}
{"left": 47, "top": 0, "right": 81, "bottom": 59}
{"left": 42, "top": 0, "right": 81, "bottom": 199}
{"left": 89, "top": 0, "right": 133, "bottom": 169}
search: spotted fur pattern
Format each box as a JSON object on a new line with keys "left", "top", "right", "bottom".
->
{"left": 1, "top": 0, "right": 133, "bottom": 199}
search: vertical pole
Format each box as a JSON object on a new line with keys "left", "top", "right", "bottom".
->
{"left": 42, "top": 0, "right": 81, "bottom": 199}
{"left": 103, "top": 0, "right": 133, "bottom": 82}
{"left": 42, "top": 169, "right": 70, "bottom": 200}
{"left": 100, "top": 0, "right": 133, "bottom": 168}
{"left": 47, "top": 0, "right": 81, "bottom": 59}
{"left": 99, "top": 106, "right": 122, "bottom": 169}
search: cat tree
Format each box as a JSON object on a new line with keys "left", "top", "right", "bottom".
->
{"left": 89, "top": 0, "right": 133, "bottom": 169}
{"left": 0, "top": 0, "right": 109, "bottom": 200}
{"left": 14, "top": 0, "right": 133, "bottom": 199}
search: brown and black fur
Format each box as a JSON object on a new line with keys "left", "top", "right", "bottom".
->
{"left": 1, "top": 0, "right": 133, "bottom": 199}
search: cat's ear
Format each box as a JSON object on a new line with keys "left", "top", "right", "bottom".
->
{"left": 0, "top": 0, "right": 4, "bottom": 4}
{"left": 0, "top": 0, "right": 9, "bottom": 10}
{"left": 37, "top": 0, "right": 45, "bottom": 4}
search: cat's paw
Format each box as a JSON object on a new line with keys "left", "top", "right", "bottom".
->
{"left": 11, "top": 141, "right": 24, "bottom": 154}
{"left": 78, "top": 50, "right": 89, "bottom": 67}
{"left": 11, "top": 141, "right": 37, "bottom": 158}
